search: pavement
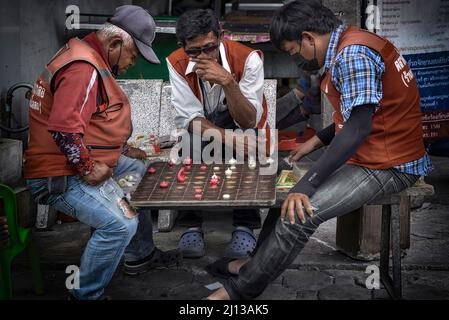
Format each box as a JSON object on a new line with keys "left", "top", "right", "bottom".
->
{"left": 9, "top": 156, "right": 449, "bottom": 300}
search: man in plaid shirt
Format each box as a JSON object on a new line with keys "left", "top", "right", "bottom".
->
{"left": 207, "top": 0, "right": 432, "bottom": 300}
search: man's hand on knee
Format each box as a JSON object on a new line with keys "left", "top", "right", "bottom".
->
{"left": 281, "top": 193, "right": 314, "bottom": 225}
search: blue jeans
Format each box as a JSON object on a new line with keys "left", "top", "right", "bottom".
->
{"left": 224, "top": 164, "right": 419, "bottom": 299}
{"left": 27, "top": 155, "right": 155, "bottom": 300}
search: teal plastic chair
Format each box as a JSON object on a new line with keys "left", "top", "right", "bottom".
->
{"left": 0, "top": 184, "right": 44, "bottom": 299}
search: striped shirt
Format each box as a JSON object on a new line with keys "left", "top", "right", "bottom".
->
{"left": 324, "top": 24, "right": 432, "bottom": 176}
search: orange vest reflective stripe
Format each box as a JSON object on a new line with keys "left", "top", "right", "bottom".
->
{"left": 24, "top": 38, "right": 132, "bottom": 179}
{"left": 320, "top": 26, "right": 425, "bottom": 169}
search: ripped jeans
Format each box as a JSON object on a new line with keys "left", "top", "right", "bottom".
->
{"left": 27, "top": 155, "right": 155, "bottom": 300}
{"left": 224, "top": 164, "right": 419, "bottom": 300}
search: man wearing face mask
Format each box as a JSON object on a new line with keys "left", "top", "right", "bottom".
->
{"left": 24, "top": 5, "right": 180, "bottom": 300}
{"left": 275, "top": 11, "right": 326, "bottom": 131}
{"left": 207, "top": 0, "right": 432, "bottom": 300}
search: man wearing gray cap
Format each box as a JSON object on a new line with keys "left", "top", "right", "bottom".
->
{"left": 24, "top": 5, "right": 180, "bottom": 300}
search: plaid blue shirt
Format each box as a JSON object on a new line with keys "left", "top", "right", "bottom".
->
{"left": 324, "top": 24, "right": 432, "bottom": 176}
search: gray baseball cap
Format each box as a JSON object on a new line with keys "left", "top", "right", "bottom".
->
{"left": 108, "top": 5, "right": 160, "bottom": 64}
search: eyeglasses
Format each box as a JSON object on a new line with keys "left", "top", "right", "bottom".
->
{"left": 184, "top": 44, "right": 219, "bottom": 58}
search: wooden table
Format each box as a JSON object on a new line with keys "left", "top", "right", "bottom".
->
{"left": 135, "top": 151, "right": 279, "bottom": 230}
{"left": 131, "top": 161, "right": 277, "bottom": 210}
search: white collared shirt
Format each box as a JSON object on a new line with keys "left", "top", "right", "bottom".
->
{"left": 167, "top": 42, "right": 265, "bottom": 129}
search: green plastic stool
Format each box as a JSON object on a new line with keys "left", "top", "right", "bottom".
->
{"left": 0, "top": 184, "right": 44, "bottom": 300}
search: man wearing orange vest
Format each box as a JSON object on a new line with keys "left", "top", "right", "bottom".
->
{"left": 207, "top": 0, "right": 432, "bottom": 300}
{"left": 167, "top": 9, "right": 268, "bottom": 261}
{"left": 24, "top": 6, "right": 180, "bottom": 300}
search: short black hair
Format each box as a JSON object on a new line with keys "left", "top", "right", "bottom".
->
{"left": 270, "top": 0, "right": 342, "bottom": 51}
{"left": 176, "top": 9, "right": 220, "bottom": 46}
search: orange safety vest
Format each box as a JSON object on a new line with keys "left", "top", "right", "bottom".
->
{"left": 321, "top": 26, "right": 425, "bottom": 169}
{"left": 24, "top": 38, "right": 132, "bottom": 178}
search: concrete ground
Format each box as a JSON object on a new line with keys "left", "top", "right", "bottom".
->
{"left": 9, "top": 156, "right": 449, "bottom": 300}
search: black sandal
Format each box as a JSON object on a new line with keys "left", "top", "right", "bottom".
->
{"left": 205, "top": 257, "right": 238, "bottom": 279}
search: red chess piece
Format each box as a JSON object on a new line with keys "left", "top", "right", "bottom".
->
{"left": 148, "top": 167, "right": 156, "bottom": 174}
{"left": 177, "top": 167, "right": 186, "bottom": 183}
{"left": 183, "top": 157, "right": 193, "bottom": 166}
{"left": 194, "top": 193, "right": 202, "bottom": 200}
{"left": 159, "top": 181, "right": 169, "bottom": 188}
{"left": 210, "top": 174, "right": 219, "bottom": 187}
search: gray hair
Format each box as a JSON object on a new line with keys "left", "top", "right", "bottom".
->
{"left": 97, "top": 22, "right": 134, "bottom": 48}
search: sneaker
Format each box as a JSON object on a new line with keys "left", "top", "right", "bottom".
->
{"left": 123, "top": 248, "right": 181, "bottom": 276}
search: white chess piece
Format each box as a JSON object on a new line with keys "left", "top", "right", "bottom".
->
{"left": 228, "top": 158, "right": 237, "bottom": 170}
{"left": 248, "top": 161, "right": 257, "bottom": 170}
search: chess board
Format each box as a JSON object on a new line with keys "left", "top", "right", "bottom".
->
{"left": 130, "top": 162, "right": 276, "bottom": 208}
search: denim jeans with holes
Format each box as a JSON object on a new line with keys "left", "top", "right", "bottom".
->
{"left": 27, "top": 155, "right": 155, "bottom": 300}
{"left": 224, "top": 164, "right": 419, "bottom": 300}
